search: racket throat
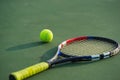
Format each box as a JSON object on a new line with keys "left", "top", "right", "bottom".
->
{"left": 49, "top": 57, "right": 91, "bottom": 67}
{"left": 48, "top": 59, "right": 72, "bottom": 67}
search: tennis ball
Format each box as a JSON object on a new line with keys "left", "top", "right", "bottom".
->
{"left": 40, "top": 29, "right": 53, "bottom": 42}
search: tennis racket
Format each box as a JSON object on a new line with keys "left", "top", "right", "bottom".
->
{"left": 9, "top": 36, "right": 120, "bottom": 80}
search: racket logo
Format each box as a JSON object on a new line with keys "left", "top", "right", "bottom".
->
{"left": 111, "top": 45, "right": 120, "bottom": 56}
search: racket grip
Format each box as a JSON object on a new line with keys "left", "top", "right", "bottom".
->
{"left": 9, "top": 62, "right": 49, "bottom": 80}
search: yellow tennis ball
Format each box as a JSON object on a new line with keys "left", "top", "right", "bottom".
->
{"left": 40, "top": 29, "right": 53, "bottom": 42}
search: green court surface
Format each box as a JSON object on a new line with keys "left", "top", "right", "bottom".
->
{"left": 0, "top": 0, "right": 120, "bottom": 80}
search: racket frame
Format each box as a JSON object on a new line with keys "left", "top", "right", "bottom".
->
{"left": 48, "top": 36, "right": 120, "bottom": 66}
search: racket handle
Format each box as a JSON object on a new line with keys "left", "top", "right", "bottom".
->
{"left": 9, "top": 62, "right": 49, "bottom": 80}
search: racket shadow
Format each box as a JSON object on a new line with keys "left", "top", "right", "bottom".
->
{"left": 40, "top": 47, "right": 58, "bottom": 61}
{"left": 55, "top": 61, "right": 99, "bottom": 68}
{"left": 6, "top": 41, "right": 47, "bottom": 51}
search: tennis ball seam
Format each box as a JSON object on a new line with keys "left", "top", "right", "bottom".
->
{"left": 46, "top": 30, "right": 53, "bottom": 42}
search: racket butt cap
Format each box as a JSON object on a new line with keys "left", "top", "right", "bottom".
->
{"left": 9, "top": 74, "right": 16, "bottom": 80}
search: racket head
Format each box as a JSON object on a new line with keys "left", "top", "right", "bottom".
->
{"left": 56, "top": 36, "right": 120, "bottom": 61}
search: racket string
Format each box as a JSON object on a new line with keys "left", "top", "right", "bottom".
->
{"left": 61, "top": 40, "right": 116, "bottom": 56}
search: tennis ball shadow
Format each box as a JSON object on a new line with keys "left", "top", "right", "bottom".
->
{"left": 6, "top": 41, "right": 47, "bottom": 51}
